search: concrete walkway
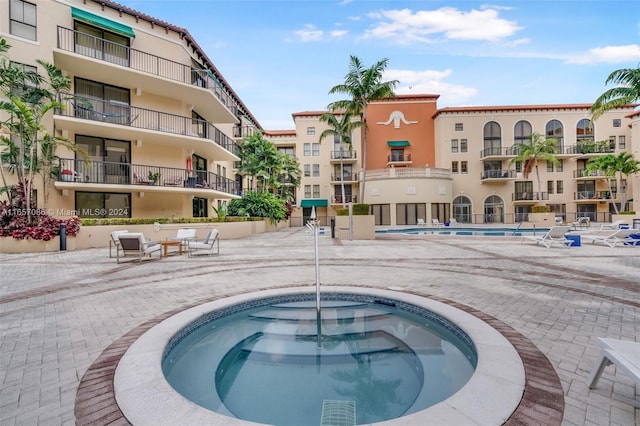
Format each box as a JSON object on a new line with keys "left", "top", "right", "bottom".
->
{"left": 0, "top": 227, "right": 638, "bottom": 425}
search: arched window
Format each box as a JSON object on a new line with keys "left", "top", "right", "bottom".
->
{"left": 483, "top": 195, "right": 504, "bottom": 224}
{"left": 576, "top": 118, "right": 593, "bottom": 143}
{"left": 545, "top": 119, "right": 563, "bottom": 152}
{"left": 514, "top": 120, "right": 532, "bottom": 145}
{"left": 483, "top": 121, "right": 501, "bottom": 156}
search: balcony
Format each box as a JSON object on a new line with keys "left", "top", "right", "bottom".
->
{"left": 480, "top": 146, "right": 520, "bottom": 159}
{"left": 55, "top": 94, "right": 239, "bottom": 160}
{"left": 564, "top": 141, "right": 616, "bottom": 157}
{"left": 480, "top": 169, "right": 517, "bottom": 182}
{"left": 330, "top": 173, "right": 359, "bottom": 183}
{"left": 54, "top": 26, "right": 239, "bottom": 123}
{"left": 55, "top": 158, "right": 241, "bottom": 197}
{"left": 330, "top": 150, "right": 358, "bottom": 163}
{"left": 233, "top": 125, "right": 259, "bottom": 139}
{"left": 387, "top": 153, "right": 412, "bottom": 166}
{"left": 574, "top": 191, "right": 616, "bottom": 203}
{"left": 574, "top": 169, "right": 609, "bottom": 179}
{"left": 331, "top": 195, "right": 358, "bottom": 204}
{"left": 512, "top": 192, "right": 549, "bottom": 203}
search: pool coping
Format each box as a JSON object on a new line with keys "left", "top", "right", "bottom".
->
{"left": 75, "top": 286, "right": 564, "bottom": 425}
{"left": 113, "top": 287, "right": 520, "bottom": 425}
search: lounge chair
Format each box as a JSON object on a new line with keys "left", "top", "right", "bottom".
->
{"left": 520, "top": 225, "right": 573, "bottom": 248}
{"left": 116, "top": 233, "right": 161, "bottom": 263}
{"left": 432, "top": 219, "right": 443, "bottom": 228}
{"left": 109, "top": 230, "right": 128, "bottom": 258}
{"left": 449, "top": 218, "right": 458, "bottom": 227}
{"left": 581, "top": 229, "right": 640, "bottom": 248}
{"left": 572, "top": 217, "right": 590, "bottom": 229}
{"left": 588, "top": 337, "right": 640, "bottom": 389}
{"left": 187, "top": 229, "right": 220, "bottom": 257}
{"left": 133, "top": 172, "right": 152, "bottom": 185}
{"left": 163, "top": 175, "right": 183, "bottom": 186}
{"left": 417, "top": 218, "right": 426, "bottom": 227}
{"left": 599, "top": 220, "right": 627, "bottom": 230}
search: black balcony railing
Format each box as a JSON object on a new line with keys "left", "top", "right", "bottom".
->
{"left": 573, "top": 169, "right": 608, "bottom": 178}
{"left": 57, "top": 158, "right": 240, "bottom": 195}
{"left": 233, "top": 125, "right": 258, "bottom": 139}
{"left": 56, "top": 26, "right": 240, "bottom": 114}
{"left": 332, "top": 195, "right": 358, "bottom": 204}
{"left": 388, "top": 153, "right": 411, "bottom": 162}
{"left": 512, "top": 192, "right": 549, "bottom": 201}
{"left": 480, "top": 169, "right": 516, "bottom": 179}
{"left": 330, "top": 150, "right": 357, "bottom": 160}
{"left": 331, "top": 173, "right": 359, "bottom": 181}
{"left": 575, "top": 191, "right": 614, "bottom": 200}
{"left": 56, "top": 93, "right": 239, "bottom": 155}
{"left": 564, "top": 141, "right": 616, "bottom": 155}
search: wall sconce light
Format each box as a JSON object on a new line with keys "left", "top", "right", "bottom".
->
{"left": 139, "top": 192, "right": 145, "bottom": 198}
{"left": 135, "top": 88, "right": 142, "bottom": 96}
{"left": 61, "top": 129, "right": 69, "bottom": 138}
{"left": 136, "top": 139, "right": 142, "bottom": 147}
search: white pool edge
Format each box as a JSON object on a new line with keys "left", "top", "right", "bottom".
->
{"left": 114, "top": 286, "right": 525, "bottom": 426}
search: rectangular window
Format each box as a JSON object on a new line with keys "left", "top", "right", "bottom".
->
{"left": 312, "top": 143, "right": 320, "bottom": 156}
{"left": 75, "top": 192, "right": 130, "bottom": 218}
{"left": 303, "top": 164, "right": 311, "bottom": 177}
{"left": 10, "top": 0, "right": 37, "bottom": 41}
{"left": 303, "top": 143, "right": 311, "bottom": 156}
{"left": 547, "top": 161, "right": 553, "bottom": 172}
{"left": 460, "top": 139, "right": 468, "bottom": 153}
{"left": 556, "top": 180, "right": 563, "bottom": 194}
{"left": 556, "top": 159, "right": 563, "bottom": 172}
{"left": 461, "top": 161, "right": 468, "bottom": 174}
{"left": 278, "top": 147, "right": 295, "bottom": 157}
{"left": 304, "top": 185, "right": 311, "bottom": 198}
{"left": 451, "top": 161, "right": 458, "bottom": 173}
{"left": 307, "top": 127, "right": 315, "bottom": 135}
{"left": 451, "top": 139, "right": 458, "bottom": 153}
{"left": 455, "top": 123, "right": 463, "bottom": 131}
{"left": 515, "top": 161, "right": 522, "bottom": 173}
{"left": 618, "top": 135, "right": 626, "bottom": 149}
{"left": 547, "top": 180, "right": 554, "bottom": 195}
{"left": 312, "top": 164, "right": 320, "bottom": 177}
{"left": 313, "top": 185, "right": 320, "bottom": 198}
{"left": 612, "top": 119, "right": 621, "bottom": 127}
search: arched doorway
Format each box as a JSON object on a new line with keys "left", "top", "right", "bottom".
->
{"left": 484, "top": 195, "right": 504, "bottom": 224}
{"left": 452, "top": 195, "right": 472, "bottom": 223}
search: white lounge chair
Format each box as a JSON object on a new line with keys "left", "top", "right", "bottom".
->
{"left": 572, "top": 217, "right": 590, "bottom": 229}
{"left": 432, "top": 218, "right": 443, "bottom": 228}
{"left": 588, "top": 337, "right": 640, "bottom": 389}
{"left": 598, "top": 220, "right": 627, "bottom": 230}
{"left": 116, "top": 233, "right": 161, "bottom": 263}
{"left": 417, "top": 218, "right": 426, "bottom": 227}
{"left": 109, "top": 230, "right": 128, "bottom": 258}
{"left": 187, "top": 229, "right": 220, "bottom": 257}
{"left": 520, "top": 225, "right": 572, "bottom": 248}
{"left": 581, "top": 229, "right": 640, "bottom": 248}
{"left": 449, "top": 218, "right": 458, "bottom": 227}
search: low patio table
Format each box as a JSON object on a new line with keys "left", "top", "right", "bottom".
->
{"left": 161, "top": 240, "right": 183, "bottom": 257}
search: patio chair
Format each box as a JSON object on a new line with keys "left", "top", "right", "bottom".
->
{"left": 588, "top": 337, "right": 640, "bottom": 389}
{"left": 163, "top": 175, "right": 183, "bottom": 186}
{"left": 167, "top": 228, "right": 197, "bottom": 254}
{"left": 417, "top": 218, "right": 426, "bottom": 227}
{"left": 598, "top": 220, "right": 627, "bottom": 230}
{"left": 520, "top": 225, "right": 572, "bottom": 248}
{"left": 581, "top": 229, "right": 640, "bottom": 248}
{"left": 572, "top": 217, "right": 590, "bottom": 229}
{"left": 109, "top": 230, "right": 128, "bottom": 258}
{"left": 431, "top": 218, "right": 443, "bottom": 228}
{"left": 187, "top": 229, "right": 219, "bottom": 257}
{"left": 449, "top": 218, "right": 458, "bottom": 227}
{"left": 116, "top": 233, "right": 161, "bottom": 263}
{"left": 133, "top": 172, "right": 152, "bottom": 185}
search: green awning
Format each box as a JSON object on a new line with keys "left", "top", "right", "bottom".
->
{"left": 387, "top": 140, "right": 410, "bottom": 147}
{"left": 72, "top": 8, "right": 136, "bottom": 38}
{"left": 300, "top": 199, "right": 328, "bottom": 208}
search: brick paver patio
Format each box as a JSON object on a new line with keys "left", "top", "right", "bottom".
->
{"left": 1, "top": 227, "right": 638, "bottom": 425}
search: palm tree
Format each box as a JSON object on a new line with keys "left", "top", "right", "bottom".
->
{"left": 591, "top": 64, "right": 640, "bottom": 122}
{"left": 510, "top": 132, "right": 559, "bottom": 204}
{"left": 586, "top": 152, "right": 639, "bottom": 214}
{"left": 327, "top": 55, "right": 398, "bottom": 204}
{"left": 319, "top": 112, "right": 362, "bottom": 207}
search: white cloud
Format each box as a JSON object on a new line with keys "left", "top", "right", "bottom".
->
{"left": 339, "top": 0, "right": 352, "bottom": 5}
{"left": 330, "top": 29, "right": 348, "bottom": 38}
{"left": 295, "top": 24, "right": 324, "bottom": 42}
{"left": 365, "top": 7, "right": 522, "bottom": 44}
{"left": 567, "top": 44, "right": 640, "bottom": 64}
{"left": 384, "top": 69, "right": 477, "bottom": 104}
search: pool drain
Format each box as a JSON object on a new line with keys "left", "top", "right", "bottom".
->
{"left": 321, "top": 400, "right": 356, "bottom": 426}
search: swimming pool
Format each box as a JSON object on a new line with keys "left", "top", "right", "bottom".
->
{"left": 376, "top": 226, "right": 550, "bottom": 236}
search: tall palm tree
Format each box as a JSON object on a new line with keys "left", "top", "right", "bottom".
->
{"left": 319, "top": 111, "right": 362, "bottom": 207}
{"left": 327, "top": 55, "right": 398, "bottom": 204}
{"left": 510, "top": 132, "right": 559, "bottom": 204}
{"left": 586, "top": 152, "right": 639, "bottom": 214}
{"left": 591, "top": 64, "right": 640, "bottom": 122}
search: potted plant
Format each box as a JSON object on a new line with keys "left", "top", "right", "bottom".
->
{"left": 61, "top": 169, "right": 74, "bottom": 182}
{"left": 148, "top": 171, "right": 160, "bottom": 185}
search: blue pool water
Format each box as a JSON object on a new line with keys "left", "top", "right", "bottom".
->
{"left": 162, "top": 295, "right": 477, "bottom": 425}
{"left": 376, "top": 226, "right": 550, "bottom": 236}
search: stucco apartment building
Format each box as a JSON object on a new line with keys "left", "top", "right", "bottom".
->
{"left": 3, "top": 0, "right": 638, "bottom": 228}
{"left": 1, "top": 0, "right": 259, "bottom": 220}
{"left": 271, "top": 96, "right": 638, "bottom": 227}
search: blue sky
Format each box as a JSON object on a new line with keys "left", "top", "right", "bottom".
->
{"left": 115, "top": 0, "right": 640, "bottom": 130}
